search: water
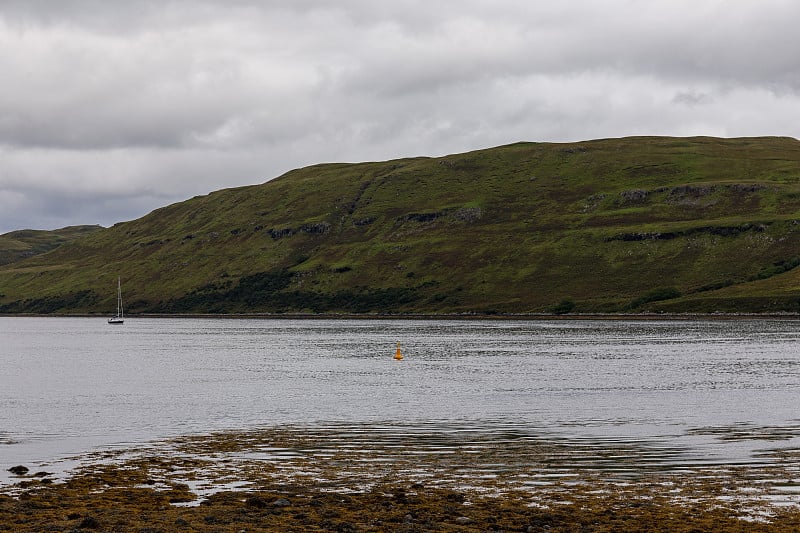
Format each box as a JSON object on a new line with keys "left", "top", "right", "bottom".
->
{"left": 2, "top": 317, "right": 800, "bottom": 485}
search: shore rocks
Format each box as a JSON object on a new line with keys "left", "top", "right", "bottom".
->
{"left": 7, "top": 465, "right": 28, "bottom": 476}
{"left": 77, "top": 515, "right": 100, "bottom": 529}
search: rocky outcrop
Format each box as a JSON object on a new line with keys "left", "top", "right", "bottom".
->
{"left": 608, "top": 223, "right": 768, "bottom": 242}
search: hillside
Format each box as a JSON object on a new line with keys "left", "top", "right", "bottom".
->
{"left": 3, "top": 136, "right": 800, "bottom": 315}
{"left": 0, "top": 225, "right": 102, "bottom": 266}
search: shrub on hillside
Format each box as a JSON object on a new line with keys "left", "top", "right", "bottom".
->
{"left": 630, "top": 287, "right": 681, "bottom": 309}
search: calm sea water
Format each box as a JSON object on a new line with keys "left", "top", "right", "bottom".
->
{"left": 2, "top": 317, "right": 800, "bottom": 483}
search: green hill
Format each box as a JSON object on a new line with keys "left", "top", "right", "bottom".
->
{"left": 3, "top": 136, "right": 800, "bottom": 315}
{"left": 0, "top": 225, "right": 102, "bottom": 266}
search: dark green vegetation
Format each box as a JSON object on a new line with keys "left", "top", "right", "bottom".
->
{"left": 3, "top": 136, "right": 800, "bottom": 315}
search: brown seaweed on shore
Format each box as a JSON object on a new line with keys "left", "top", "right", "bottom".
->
{"left": 2, "top": 426, "right": 800, "bottom": 531}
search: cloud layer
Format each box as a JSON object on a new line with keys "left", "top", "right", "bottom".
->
{"left": 2, "top": 0, "right": 799, "bottom": 232}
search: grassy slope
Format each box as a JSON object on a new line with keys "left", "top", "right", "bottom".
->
{"left": 0, "top": 225, "right": 102, "bottom": 266}
{"left": 3, "top": 136, "right": 800, "bottom": 315}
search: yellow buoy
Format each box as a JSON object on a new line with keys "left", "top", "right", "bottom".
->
{"left": 394, "top": 341, "right": 403, "bottom": 360}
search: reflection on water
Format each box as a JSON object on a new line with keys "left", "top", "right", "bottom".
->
{"left": 1, "top": 317, "right": 800, "bottom": 487}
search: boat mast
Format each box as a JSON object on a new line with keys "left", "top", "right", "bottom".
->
{"left": 117, "top": 276, "right": 123, "bottom": 318}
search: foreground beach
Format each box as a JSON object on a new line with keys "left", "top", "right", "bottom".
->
{"left": 3, "top": 426, "right": 800, "bottom": 532}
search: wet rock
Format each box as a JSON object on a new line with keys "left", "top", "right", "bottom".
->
{"left": 32, "top": 471, "right": 52, "bottom": 477}
{"left": 8, "top": 465, "right": 28, "bottom": 475}
{"left": 77, "top": 515, "right": 100, "bottom": 529}
{"left": 245, "top": 495, "right": 268, "bottom": 508}
{"left": 272, "top": 497, "right": 292, "bottom": 507}
{"left": 455, "top": 516, "right": 472, "bottom": 524}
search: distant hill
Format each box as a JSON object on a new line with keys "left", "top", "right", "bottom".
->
{"left": 0, "top": 225, "right": 102, "bottom": 266}
{"left": 3, "top": 136, "right": 800, "bottom": 315}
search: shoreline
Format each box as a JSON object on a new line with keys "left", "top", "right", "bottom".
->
{"left": 3, "top": 311, "right": 800, "bottom": 320}
{"left": 3, "top": 425, "right": 800, "bottom": 531}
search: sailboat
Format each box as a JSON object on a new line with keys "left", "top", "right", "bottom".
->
{"left": 108, "top": 277, "right": 124, "bottom": 324}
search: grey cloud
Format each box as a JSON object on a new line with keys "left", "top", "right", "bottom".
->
{"left": 1, "top": 1, "right": 800, "bottom": 233}
{"left": 672, "top": 91, "right": 714, "bottom": 106}
{"left": 0, "top": 186, "right": 170, "bottom": 231}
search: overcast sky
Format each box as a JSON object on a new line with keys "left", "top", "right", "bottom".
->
{"left": 2, "top": 1, "right": 799, "bottom": 233}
